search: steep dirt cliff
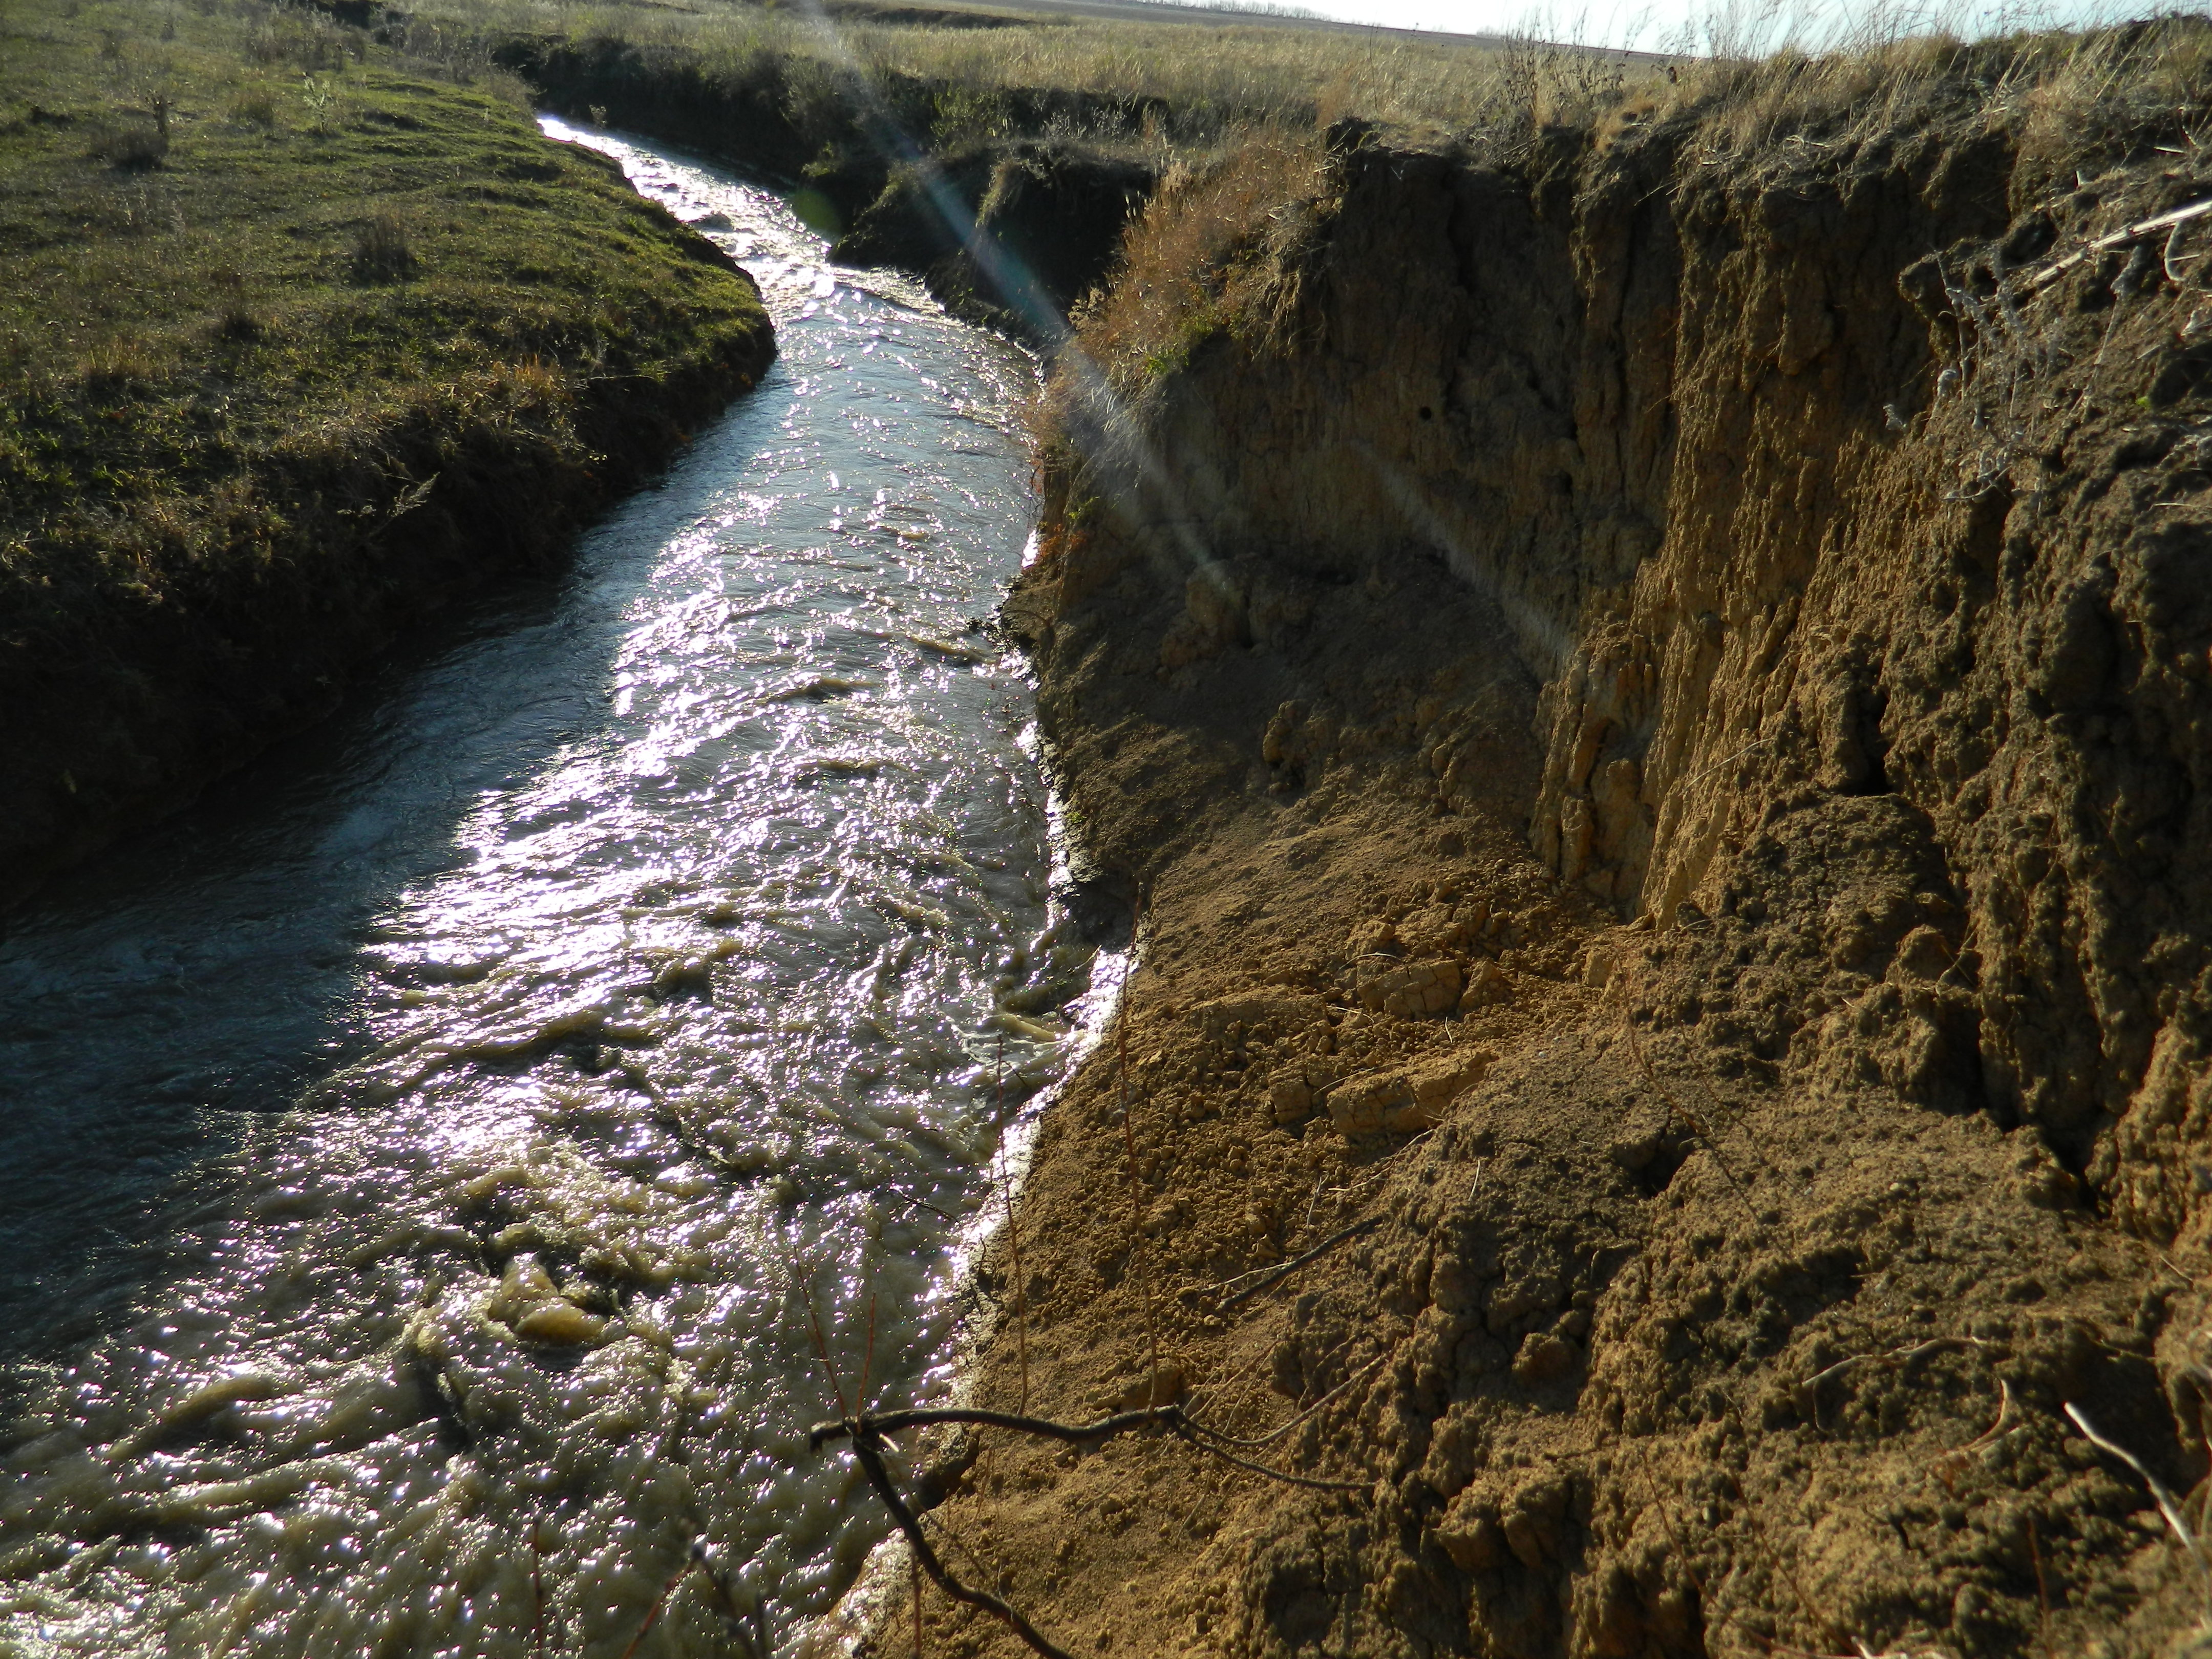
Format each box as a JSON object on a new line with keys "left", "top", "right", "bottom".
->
{"left": 887, "top": 42, "right": 2212, "bottom": 1659}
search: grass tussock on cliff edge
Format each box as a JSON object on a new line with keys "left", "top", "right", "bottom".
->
{"left": 0, "top": 0, "right": 771, "bottom": 888}
{"left": 428, "top": 0, "right": 1576, "bottom": 146}
{"left": 1068, "top": 127, "right": 1330, "bottom": 396}
{"left": 1050, "top": 9, "right": 2212, "bottom": 408}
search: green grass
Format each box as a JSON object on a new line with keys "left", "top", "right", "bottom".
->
{"left": 0, "top": 0, "right": 772, "bottom": 881}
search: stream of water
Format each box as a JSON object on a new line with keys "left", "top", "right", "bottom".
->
{"left": 0, "top": 117, "right": 1092, "bottom": 1657}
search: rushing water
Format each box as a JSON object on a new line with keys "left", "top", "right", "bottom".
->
{"left": 0, "top": 118, "right": 1095, "bottom": 1657}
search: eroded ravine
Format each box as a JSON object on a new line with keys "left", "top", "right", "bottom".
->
{"left": 0, "top": 119, "right": 1092, "bottom": 1656}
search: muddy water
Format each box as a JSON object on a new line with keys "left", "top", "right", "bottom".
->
{"left": 0, "top": 118, "right": 1097, "bottom": 1657}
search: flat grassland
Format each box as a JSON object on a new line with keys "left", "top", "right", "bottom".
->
{"left": 416, "top": 0, "right": 1588, "bottom": 153}
{"left": 0, "top": 0, "right": 772, "bottom": 886}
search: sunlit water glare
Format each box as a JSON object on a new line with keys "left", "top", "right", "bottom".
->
{"left": 0, "top": 117, "right": 1094, "bottom": 1656}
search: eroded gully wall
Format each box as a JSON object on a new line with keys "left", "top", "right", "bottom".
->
{"left": 1029, "top": 109, "right": 2212, "bottom": 1246}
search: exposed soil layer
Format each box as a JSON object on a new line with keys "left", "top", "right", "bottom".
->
{"left": 870, "top": 72, "right": 2212, "bottom": 1659}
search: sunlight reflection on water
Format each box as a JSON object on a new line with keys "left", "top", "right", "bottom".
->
{"left": 0, "top": 117, "right": 1101, "bottom": 1656}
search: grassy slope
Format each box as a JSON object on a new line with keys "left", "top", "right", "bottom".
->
{"left": 0, "top": 0, "right": 773, "bottom": 890}
{"left": 440, "top": 0, "right": 1528, "bottom": 145}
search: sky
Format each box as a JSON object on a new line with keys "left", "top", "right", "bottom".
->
{"left": 1289, "top": 0, "right": 2117, "bottom": 50}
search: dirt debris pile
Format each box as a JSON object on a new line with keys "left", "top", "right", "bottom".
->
{"left": 869, "top": 29, "right": 2212, "bottom": 1659}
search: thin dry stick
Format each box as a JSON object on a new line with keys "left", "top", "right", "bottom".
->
{"left": 862, "top": 1292, "right": 879, "bottom": 1412}
{"left": 841, "top": 1423, "right": 1077, "bottom": 1659}
{"left": 1296, "top": 1172, "right": 1327, "bottom": 1247}
{"left": 1635, "top": 1464, "right": 1718, "bottom": 1623}
{"left": 1719, "top": 1466, "right": 1843, "bottom": 1654}
{"left": 2065, "top": 1401, "right": 2212, "bottom": 1583}
{"left": 820, "top": 1402, "right": 1181, "bottom": 1447}
{"left": 1796, "top": 1336, "right": 1996, "bottom": 1423}
{"left": 618, "top": 1558, "right": 696, "bottom": 1659}
{"left": 812, "top": 1401, "right": 1371, "bottom": 1497}
{"left": 1202, "top": 1350, "right": 1391, "bottom": 1449}
{"left": 1611, "top": 966, "right": 1789, "bottom": 1189}
{"left": 1188, "top": 1430, "right": 1372, "bottom": 1493}
{"left": 805, "top": 1294, "right": 851, "bottom": 1417}
{"left": 2019, "top": 195, "right": 2212, "bottom": 297}
{"left": 1180, "top": 1316, "right": 1318, "bottom": 1436}
{"left": 1635, "top": 1463, "right": 1803, "bottom": 1656}
{"left": 1216, "top": 1217, "right": 1382, "bottom": 1313}
{"left": 996, "top": 1034, "right": 1031, "bottom": 1414}
{"left": 1117, "top": 1009, "right": 1163, "bottom": 1401}
{"left": 1675, "top": 1048, "right": 1793, "bottom": 1190}
{"left": 1621, "top": 1010, "right": 1763, "bottom": 1223}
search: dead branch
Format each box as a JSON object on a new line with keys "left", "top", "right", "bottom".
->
{"left": 1199, "top": 1351, "right": 1391, "bottom": 1449}
{"left": 842, "top": 1422, "right": 1078, "bottom": 1659}
{"left": 811, "top": 1394, "right": 1370, "bottom": 1657}
{"left": 1213, "top": 1217, "right": 1381, "bottom": 1312}
{"left": 2020, "top": 195, "right": 2212, "bottom": 297}
{"left": 1182, "top": 1429, "right": 1371, "bottom": 1493}
{"left": 810, "top": 1402, "right": 1370, "bottom": 1492}
{"left": 2065, "top": 1401, "right": 2212, "bottom": 1583}
{"left": 1619, "top": 1011, "right": 1764, "bottom": 1222}
{"left": 1794, "top": 1336, "right": 1998, "bottom": 1425}
{"left": 811, "top": 1403, "right": 1180, "bottom": 1450}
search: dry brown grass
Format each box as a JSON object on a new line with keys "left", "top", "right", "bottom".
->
{"left": 1662, "top": 10, "right": 2212, "bottom": 175}
{"left": 416, "top": 0, "right": 1632, "bottom": 143}
{"left": 1068, "top": 125, "right": 1328, "bottom": 397}
{"left": 1031, "top": 7, "right": 2212, "bottom": 413}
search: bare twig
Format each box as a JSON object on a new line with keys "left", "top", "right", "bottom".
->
{"left": 1202, "top": 1351, "right": 1391, "bottom": 1448}
{"left": 1637, "top": 1462, "right": 1853, "bottom": 1657}
{"left": 2020, "top": 196, "right": 2212, "bottom": 297}
{"left": 618, "top": 1556, "right": 696, "bottom": 1659}
{"left": 1214, "top": 1217, "right": 1382, "bottom": 1312}
{"left": 862, "top": 1292, "right": 879, "bottom": 1412}
{"left": 2065, "top": 1401, "right": 2211, "bottom": 1582}
{"left": 843, "top": 1423, "right": 1076, "bottom": 1659}
{"left": 804, "top": 1295, "right": 850, "bottom": 1418}
{"left": 1179, "top": 1428, "right": 1370, "bottom": 1493}
{"left": 1961, "top": 1379, "right": 2014, "bottom": 1455}
{"left": 812, "top": 1403, "right": 1182, "bottom": 1449}
{"left": 810, "top": 1402, "right": 1373, "bottom": 1491}
{"left": 1796, "top": 1335, "right": 1997, "bottom": 1421}
{"left": 1298, "top": 1172, "right": 1326, "bottom": 1244}
{"left": 1620, "top": 1011, "right": 1764, "bottom": 1222}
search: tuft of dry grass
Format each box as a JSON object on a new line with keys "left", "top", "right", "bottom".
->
{"left": 347, "top": 210, "right": 416, "bottom": 283}
{"left": 88, "top": 108, "right": 168, "bottom": 169}
{"left": 1066, "top": 124, "right": 1327, "bottom": 398}
{"left": 1029, "top": 5, "right": 2212, "bottom": 418}
{"left": 1657, "top": 7, "right": 2212, "bottom": 178}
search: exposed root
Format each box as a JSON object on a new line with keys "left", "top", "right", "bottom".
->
{"left": 810, "top": 1401, "right": 1372, "bottom": 1656}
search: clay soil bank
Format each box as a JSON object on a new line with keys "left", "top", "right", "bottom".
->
{"left": 853, "top": 30, "right": 2212, "bottom": 1659}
